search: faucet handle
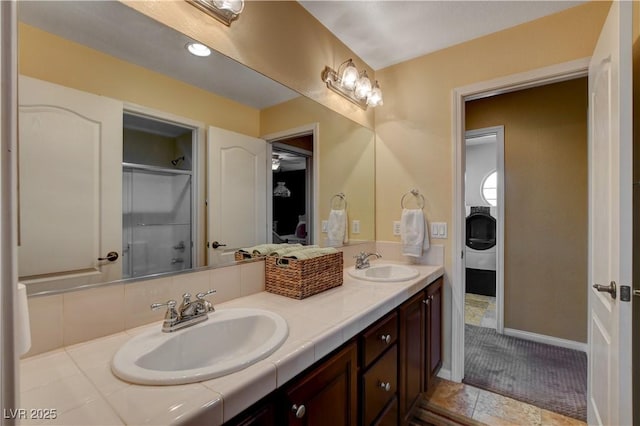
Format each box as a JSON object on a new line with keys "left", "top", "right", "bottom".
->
{"left": 196, "top": 289, "right": 217, "bottom": 299}
{"left": 150, "top": 300, "right": 177, "bottom": 311}
{"left": 196, "top": 289, "right": 216, "bottom": 313}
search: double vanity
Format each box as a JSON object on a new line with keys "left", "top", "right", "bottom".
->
{"left": 20, "top": 260, "right": 443, "bottom": 425}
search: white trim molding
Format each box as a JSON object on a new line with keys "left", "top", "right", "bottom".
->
{"left": 503, "top": 328, "right": 588, "bottom": 353}
{"left": 451, "top": 57, "right": 590, "bottom": 383}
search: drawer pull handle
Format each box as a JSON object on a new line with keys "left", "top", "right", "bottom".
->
{"left": 291, "top": 404, "right": 306, "bottom": 418}
{"left": 379, "top": 381, "right": 391, "bottom": 392}
{"left": 380, "top": 334, "right": 391, "bottom": 344}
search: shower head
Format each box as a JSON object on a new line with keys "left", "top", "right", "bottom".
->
{"left": 171, "top": 156, "right": 185, "bottom": 166}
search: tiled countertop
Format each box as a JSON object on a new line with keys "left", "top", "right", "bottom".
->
{"left": 19, "top": 263, "right": 443, "bottom": 426}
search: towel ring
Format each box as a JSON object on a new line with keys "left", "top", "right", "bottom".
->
{"left": 400, "top": 189, "right": 425, "bottom": 209}
{"left": 330, "top": 192, "right": 347, "bottom": 210}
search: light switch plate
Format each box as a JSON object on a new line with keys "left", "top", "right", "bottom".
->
{"left": 393, "top": 221, "right": 401, "bottom": 236}
{"left": 352, "top": 220, "right": 360, "bottom": 234}
{"left": 321, "top": 220, "right": 328, "bottom": 233}
{"left": 430, "top": 222, "right": 447, "bottom": 239}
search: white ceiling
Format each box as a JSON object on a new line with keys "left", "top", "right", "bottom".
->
{"left": 299, "top": 1, "right": 585, "bottom": 70}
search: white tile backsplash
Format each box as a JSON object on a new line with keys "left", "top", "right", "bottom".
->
{"left": 24, "top": 242, "right": 444, "bottom": 356}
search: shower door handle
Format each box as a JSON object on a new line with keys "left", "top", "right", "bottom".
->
{"left": 98, "top": 251, "right": 119, "bottom": 262}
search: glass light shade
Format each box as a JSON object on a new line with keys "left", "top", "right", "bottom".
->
{"left": 213, "top": 0, "right": 244, "bottom": 13}
{"left": 186, "top": 42, "right": 211, "bottom": 57}
{"left": 273, "top": 182, "right": 291, "bottom": 198}
{"left": 272, "top": 157, "right": 280, "bottom": 171}
{"left": 340, "top": 60, "right": 359, "bottom": 90}
{"left": 367, "top": 82, "right": 383, "bottom": 107}
{"left": 354, "top": 72, "right": 372, "bottom": 100}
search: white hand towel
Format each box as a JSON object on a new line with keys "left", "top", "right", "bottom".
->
{"left": 327, "top": 209, "right": 348, "bottom": 246}
{"left": 401, "top": 209, "right": 430, "bottom": 257}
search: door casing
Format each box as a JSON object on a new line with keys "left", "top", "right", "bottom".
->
{"left": 450, "top": 57, "right": 590, "bottom": 382}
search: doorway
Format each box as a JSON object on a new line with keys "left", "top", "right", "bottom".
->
{"left": 455, "top": 67, "right": 591, "bottom": 420}
{"left": 451, "top": 58, "right": 590, "bottom": 382}
{"left": 463, "top": 127, "right": 504, "bottom": 333}
{"left": 272, "top": 140, "right": 312, "bottom": 245}
{"left": 265, "top": 124, "right": 318, "bottom": 246}
{"left": 122, "top": 112, "right": 198, "bottom": 278}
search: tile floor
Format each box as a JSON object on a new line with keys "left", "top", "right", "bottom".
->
{"left": 465, "top": 293, "right": 496, "bottom": 328}
{"left": 422, "top": 378, "right": 587, "bottom": 426}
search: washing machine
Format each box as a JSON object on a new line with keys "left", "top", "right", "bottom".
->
{"left": 465, "top": 206, "right": 496, "bottom": 296}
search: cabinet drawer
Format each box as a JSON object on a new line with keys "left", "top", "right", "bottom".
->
{"left": 362, "top": 345, "right": 397, "bottom": 425}
{"left": 362, "top": 312, "right": 397, "bottom": 367}
{"left": 374, "top": 397, "right": 398, "bottom": 426}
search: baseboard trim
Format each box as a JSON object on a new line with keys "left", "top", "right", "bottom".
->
{"left": 437, "top": 367, "right": 452, "bottom": 381}
{"left": 503, "top": 328, "right": 587, "bottom": 353}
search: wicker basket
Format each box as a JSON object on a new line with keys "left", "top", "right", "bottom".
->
{"left": 265, "top": 252, "right": 343, "bottom": 299}
{"left": 235, "top": 251, "right": 255, "bottom": 261}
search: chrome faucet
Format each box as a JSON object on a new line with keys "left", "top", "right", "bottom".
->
{"left": 354, "top": 252, "right": 382, "bottom": 270}
{"left": 151, "top": 289, "right": 216, "bottom": 332}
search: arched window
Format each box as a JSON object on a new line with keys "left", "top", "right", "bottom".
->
{"left": 482, "top": 171, "right": 498, "bottom": 207}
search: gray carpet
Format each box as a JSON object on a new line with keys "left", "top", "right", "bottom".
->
{"left": 463, "top": 324, "right": 587, "bottom": 421}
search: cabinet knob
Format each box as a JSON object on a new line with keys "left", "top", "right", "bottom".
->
{"left": 380, "top": 334, "right": 391, "bottom": 344}
{"left": 291, "top": 404, "right": 306, "bottom": 418}
{"left": 423, "top": 299, "right": 430, "bottom": 305}
{"left": 379, "top": 381, "right": 391, "bottom": 392}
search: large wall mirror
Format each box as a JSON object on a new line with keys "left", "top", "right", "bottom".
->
{"left": 17, "top": 1, "right": 375, "bottom": 295}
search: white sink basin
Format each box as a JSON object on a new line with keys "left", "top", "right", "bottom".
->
{"left": 112, "top": 308, "right": 288, "bottom": 385}
{"left": 348, "top": 264, "right": 420, "bottom": 282}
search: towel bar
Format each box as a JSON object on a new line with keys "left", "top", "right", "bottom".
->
{"left": 400, "top": 189, "right": 425, "bottom": 209}
{"left": 330, "top": 192, "right": 347, "bottom": 210}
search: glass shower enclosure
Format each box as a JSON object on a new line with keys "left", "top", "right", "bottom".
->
{"left": 122, "top": 164, "right": 192, "bottom": 278}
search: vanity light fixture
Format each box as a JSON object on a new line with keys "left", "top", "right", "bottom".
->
{"left": 321, "top": 59, "right": 383, "bottom": 109}
{"left": 187, "top": 0, "right": 244, "bottom": 26}
{"left": 272, "top": 155, "right": 281, "bottom": 171}
{"left": 185, "top": 42, "right": 211, "bottom": 57}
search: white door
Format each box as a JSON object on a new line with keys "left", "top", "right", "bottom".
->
{"left": 587, "top": 2, "right": 632, "bottom": 425}
{"left": 18, "top": 76, "right": 123, "bottom": 283}
{"left": 207, "top": 126, "right": 266, "bottom": 264}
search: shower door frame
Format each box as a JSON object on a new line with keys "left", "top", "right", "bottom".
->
{"left": 123, "top": 103, "right": 205, "bottom": 273}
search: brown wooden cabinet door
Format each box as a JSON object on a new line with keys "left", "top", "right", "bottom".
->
{"left": 425, "top": 278, "right": 443, "bottom": 392}
{"left": 226, "top": 401, "right": 276, "bottom": 426}
{"left": 283, "top": 342, "right": 358, "bottom": 425}
{"left": 398, "top": 291, "right": 426, "bottom": 422}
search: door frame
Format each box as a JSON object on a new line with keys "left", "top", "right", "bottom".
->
{"left": 263, "top": 123, "right": 319, "bottom": 246}
{"left": 450, "top": 57, "right": 590, "bottom": 382}
{"left": 464, "top": 125, "right": 504, "bottom": 334}
{"left": 123, "top": 103, "right": 206, "bottom": 268}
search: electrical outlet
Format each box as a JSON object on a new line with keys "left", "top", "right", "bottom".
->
{"left": 321, "top": 220, "right": 328, "bottom": 233}
{"left": 393, "top": 221, "right": 401, "bottom": 236}
{"left": 430, "top": 222, "right": 447, "bottom": 239}
{"left": 352, "top": 220, "right": 360, "bottom": 234}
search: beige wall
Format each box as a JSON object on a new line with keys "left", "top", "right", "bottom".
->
{"left": 375, "top": 1, "right": 609, "bottom": 368}
{"left": 122, "top": 0, "right": 375, "bottom": 129}
{"left": 261, "top": 97, "right": 376, "bottom": 242}
{"left": 466, "top": 78, "right": 588, "bottom": 343}
{"left": 19, "top": 23, "right": 260, "bottom": 137}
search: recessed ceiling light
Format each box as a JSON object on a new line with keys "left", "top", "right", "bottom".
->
{"left": 185, "top": 42, "right": 211, "bottom": 57}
